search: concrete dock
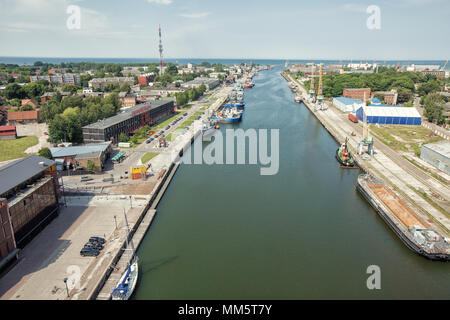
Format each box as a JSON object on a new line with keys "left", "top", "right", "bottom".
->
{"left": 284, "top": 72, "right": 450, "bottom": 237}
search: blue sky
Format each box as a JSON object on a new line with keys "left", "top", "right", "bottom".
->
{"left": 0, "top": 0, "right": 448, "bottom": 59}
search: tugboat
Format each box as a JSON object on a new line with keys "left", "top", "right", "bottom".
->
{"left": 336, "top": 138, "right": 355, "bottom": 167}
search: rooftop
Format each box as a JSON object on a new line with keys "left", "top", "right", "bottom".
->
{"left": 82, "top": 99, "right": 173, "bottom": 130}
{"left": 0, "top": 155, "right": 54, "bottom": 196}
{"left": 334, "top": 97, "right": 363, "bottom": 105}
{"left": 422, "top": 140, "right": 450, "bottom": 158}
{"left": 50, "top": 141, "right": 111, "bottom": 158}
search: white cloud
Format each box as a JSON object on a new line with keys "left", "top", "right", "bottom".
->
{"left": 148, "top": 0, "right": 173, "bottom": 4}
{"left": 342, "top": 3, "right": 366, "bottom": 13}
{"left": 178, "top": 12, "right": 211, "bottom": 18}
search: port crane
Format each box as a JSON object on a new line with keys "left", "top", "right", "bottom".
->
{"left": 309, "top": 64, "right": 315, "bottom": 102}
{"left": 357, "top": 92, "right": 374, "bottom": 156}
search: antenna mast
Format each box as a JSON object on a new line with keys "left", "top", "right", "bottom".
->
{"left": 158, "top": 24, "right": 163, "bottom": 76}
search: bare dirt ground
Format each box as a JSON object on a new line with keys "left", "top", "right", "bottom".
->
{"left": 16, "top": 123, "right": 51, "bottom": 154}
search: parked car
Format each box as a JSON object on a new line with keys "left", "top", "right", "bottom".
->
{"left": 183, "top": 113, "right": 188, "bottom": 116}
{"left": 84, "top": 242, "right": 103, "bottom": 251}
{"left": 146, "top": 139, "right": 151, "bottom": 144}
{"left": 89, "top": 236, "right": 106, "bottom": 244}
{"left": 165, "top": 125, "right": 170, "bottom": 130}
{"left": 80, "top": 247, "right": 100, "bottom": 257}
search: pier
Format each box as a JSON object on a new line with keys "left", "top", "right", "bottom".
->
{"left": 283, "top": 72, "right": 449, "bottom": 238}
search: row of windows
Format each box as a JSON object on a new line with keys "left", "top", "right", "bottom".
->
{"left": 9, "top": 181, "right": 57, "bottom": 233}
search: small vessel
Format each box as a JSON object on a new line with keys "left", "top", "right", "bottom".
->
{"left": 294, "top": 95, "right": 303, "bottom": 103}
{"left": 336, "top": 138, "right": 355, "bottom": 167}
{"left": 111, "top": 209, "right": 139, "bottom": 300}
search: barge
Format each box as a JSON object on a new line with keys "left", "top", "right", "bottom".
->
{"left": 356, "top": 174, "right": 450, "bottom": 261}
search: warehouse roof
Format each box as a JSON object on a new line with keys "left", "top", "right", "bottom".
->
{"left": 357, "top": 106, "right": 421, "bottom": 117}
{"left": 0, "top": 155, "right": 54, "bottom": 196}
{"left": 334, "top": 97, "right": 363, "bottom": 105}
{"left": 50, "top": 141, "right": 111, "bottom": 158}
{"left": 422, "top": 140, "right": 450, "bottom": 158}
{"left": 82, "top": 99, "right": 173, "bottom": 130}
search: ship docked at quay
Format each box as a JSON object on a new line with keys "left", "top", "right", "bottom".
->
{"left": 357, "top": 174, "right": 450, "bottom": 261}
{"left": 212, "top": 83, "right": 246, "bottom": 123}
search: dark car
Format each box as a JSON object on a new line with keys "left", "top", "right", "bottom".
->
{"left": 80, "top": 247, "right": 100, "bottom": 257}
{"left": 183, "top": 113, "right": 188, "bottom": 116}
{"left": 146, "top": 139, "right": 151, "bottom": 144}
{"left": 84, "top": 242, "right": 103, "bottom": 250}
{"left": 89, "top": 236, "right": 106, "bottom": 244}
{"left": 165, "top": 125, "right": 170, "bottom": 130}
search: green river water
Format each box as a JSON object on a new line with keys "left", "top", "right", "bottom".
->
{"left": 133, "top": 67, "right": 449, "bottom": 299}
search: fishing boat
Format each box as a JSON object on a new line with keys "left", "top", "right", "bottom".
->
{"left": 212, "top": 106, "right": 243, "bottom": 123}
{"left": 336, "top": 138, "right": 355, "bottom": 167}
{"left": 294, "top": 95, "right": 303, "bottom": 103}
{"left": 111, "top": 209, "right": 138, "bottom": 300}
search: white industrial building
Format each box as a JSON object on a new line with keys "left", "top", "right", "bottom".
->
{"left": 333, "top": 97, "right": 364, "bottom": 113}
{"left": 420, "top": 140, "right": 450, "bottom": 175}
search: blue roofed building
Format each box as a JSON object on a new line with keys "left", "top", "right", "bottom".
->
{"left": 332, "top": 97, "right": 364, "bottom": 113}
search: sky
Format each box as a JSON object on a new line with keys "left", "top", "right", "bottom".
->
{"left": 0, "top": 0, "right": 448, "bottom": 60}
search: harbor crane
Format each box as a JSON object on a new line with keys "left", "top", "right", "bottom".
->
{"left": 358, "top": 92, "right": 374, "bottom": 156}
{"left": 316, "top": 63, "right": 325, "bottom": 110}
{"left": 309, "top": 64, "right": 315, "bottom": 102}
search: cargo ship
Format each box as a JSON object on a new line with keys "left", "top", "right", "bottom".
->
{"left": 356, "top": 174, "right": 450, "bottom": 261}
{"left": 336, "top": 138, "right": 355, "bottom": 167}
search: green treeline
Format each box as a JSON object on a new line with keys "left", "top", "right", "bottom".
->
{"left": 41, "top": 93, "right": 122, "bottom": 143}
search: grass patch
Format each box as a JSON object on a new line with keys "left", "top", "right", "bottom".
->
{"left": 209, "top": 97, "right": 218, "bottom": 101}
{"left": 154, "top": 112, "right": 180, "bottom": 129}
{"left": 141, "top": 152, "right": 159, "bottom": 164}
{"left": 194, "top": 111, "right": 203, "bottom": 116}
{"left": 182, "top": 120, "right": 193, "bottom": 127}
{"left": 369, "top": 125, "right": 442, "bottom": 155}
{"left": 188, "top": 115, "right": 197, "bottom": 121}
{"left": 165, "top": 133, "right": 173, "bottom": 141}
{"left": 0, "top": 136, "right": 38, "bottom": 161}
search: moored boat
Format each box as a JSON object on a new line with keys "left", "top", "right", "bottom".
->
{"left": 336, "top": 138, "right": 354, "bottom": 167}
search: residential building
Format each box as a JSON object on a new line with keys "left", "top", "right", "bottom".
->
{"left": 0, "top": 156, "right": 59, "bottom": 269}
{"left": 343, "top": 88, "right": 371, "bottom": 101}
{"left": 30, "top": 74, "right": 80, "bottom": 85}
{"left": 82, "top": 99, "right": 175, "bottom": 144}
{"left": 88, "top": 77, "right": 134, "bottom": 90}
{"left": 118, "top": 92, "right": 137, "bottom": 107}
{"left": 21, "top": 99, "right": 38, "bottom": 108}
{"left": 183, "top": 77, "right": 220, "bottom": 90}
{"left": 138, "top": 73, "right": 155, "bottom": 85}
{"left": 7, "top": 110, "right": 40, "bottom": 124}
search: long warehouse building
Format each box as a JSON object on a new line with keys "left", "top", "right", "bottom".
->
{"left": 82, "top": 99, "right": 175, "bottom": 144}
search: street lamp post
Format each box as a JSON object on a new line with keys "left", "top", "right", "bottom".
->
{"left": 114, "top": 215, "right": 117, "bottom": 230}
{"left": 63, "top": 277, "right": 70, "bottom": 297}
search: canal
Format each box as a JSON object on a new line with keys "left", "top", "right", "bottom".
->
{"left": 133, "top": 67, "right": 450, "bottom": 299}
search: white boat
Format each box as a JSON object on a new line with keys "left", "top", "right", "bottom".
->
{"left": 111, "top": 209, "right": 139, "bottom": 300}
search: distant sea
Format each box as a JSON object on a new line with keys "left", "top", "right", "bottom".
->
{"left": 0, "top": 57, "right": 448, "bottom": 69}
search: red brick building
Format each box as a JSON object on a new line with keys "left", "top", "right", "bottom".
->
{"left": 343, "top": 88, "right": 371, "bottom": 101}
{"left": 0, "top": 198, "right": 18, "bottom": 271}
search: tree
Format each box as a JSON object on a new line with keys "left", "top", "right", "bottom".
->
{"left": 423, "top": 93, "right": 446, "bottom": 125}
{"left": 418, "top": 80, "right": 440, "bottom": 96}
{"left": 4, "top": 83, "right": 25, "bottom": 99}
{"left": 38, "top": 147, "right": 53, "bottom": 160}
{"left": 119, "top": 133, "right": 128, "bottom": 142}
{"left": 86, "top": 160, "right": 96, "bottom": 172}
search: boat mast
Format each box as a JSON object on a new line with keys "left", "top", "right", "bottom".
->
{"left": 122, "top": 208, "right": 136, "bottom": 266}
